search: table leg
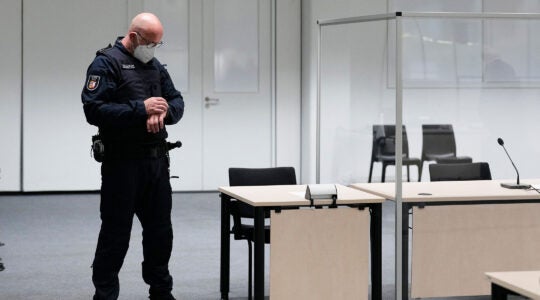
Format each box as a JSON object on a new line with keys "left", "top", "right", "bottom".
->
{"left": 220, "top": 193, "right": 231, "bottom": 300}
{"left": 402, "top": 204, "right": 410, "bottom": 300}
{"left": 370, "top": 203, "right": 382, "bottom": 300}
{"left": 254, "top": 207, "right": 265, "bottom": 300}
{"left": 491, "top": 283, "right": 509, "bottom": 300}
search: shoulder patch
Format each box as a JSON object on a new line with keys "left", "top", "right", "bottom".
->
{"left": 86, "top": 75, "right": 100, "bottom": 91}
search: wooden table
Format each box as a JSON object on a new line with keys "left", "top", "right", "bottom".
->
{"left": 351, "top": 179, "right": 540, "bottom": 299}
{"left": 486, "top": 271, "right": 540, "bottom": 300}
{"left": 219, "top": 184, "right": 384, "bottom": 300}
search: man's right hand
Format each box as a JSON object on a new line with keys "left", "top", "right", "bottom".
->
{"left": 144, "top": 97, "right": 169, "bottom": 115}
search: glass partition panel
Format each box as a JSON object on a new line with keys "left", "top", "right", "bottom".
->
{"left": 400, "top": 15, "right": 540, "bottom": 182}
{"left": 319, "top": 19, "right": 397, "bottom": 184}
{"left": 484, "top": 19, "right": 540, "bottom": 82}
{"left": 392, "top": 0, "right": 482, "bottom": 12}
{"left": 318, "top": 13, "right": 540, "bottom": 300}
{"left": 319, "top": 13, "right": 540, "bottom": 184}
{"left": 392, "top": 0, "right": 540, "bottom": 13}
{"left": 389, "top": 18, "right": 483, "bottom": 87}
{"left": 484, "top": 0, "right": 540, "bottom": 13}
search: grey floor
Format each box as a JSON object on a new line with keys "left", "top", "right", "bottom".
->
{"left": 0, "top": 193, "right": 518, "bottom": 299}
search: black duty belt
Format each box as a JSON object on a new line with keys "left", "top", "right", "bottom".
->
{"left": 104, "top": 142, "right": 168, "bottom": 160}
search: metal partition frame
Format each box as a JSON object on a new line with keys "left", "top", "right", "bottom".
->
{"left": 316, "top": 11, "right": 540, "bottom": 300}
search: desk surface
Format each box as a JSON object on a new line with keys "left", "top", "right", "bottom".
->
{"left": 219, "top": 184, "right": 384, "bottom": 207}
{"left": 351, "top": 179, "right": 540, "bottom": 202}
{"left": 486, "top": 271, "right": 540, "bottom": 300}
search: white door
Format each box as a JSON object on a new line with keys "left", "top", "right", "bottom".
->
{"left": 201, "top": 0, "right": 273, "bottom": 189}
{"left": 143, "top": 0, "right": 273, "bottom": 190}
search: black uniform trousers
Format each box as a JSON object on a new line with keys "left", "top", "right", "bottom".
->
{"left": 92, "top": 155, "right": 173, "bottom": 300}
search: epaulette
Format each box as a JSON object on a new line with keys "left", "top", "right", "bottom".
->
{"left": 96, "top": 43, "right": 113, "bottom": 56}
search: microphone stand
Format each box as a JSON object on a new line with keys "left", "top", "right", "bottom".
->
{"left": 498, "top": 139, "right": 530, "bottom": 189}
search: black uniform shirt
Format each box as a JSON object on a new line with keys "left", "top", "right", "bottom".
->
{"left": 81, "top": 37, "right": 184, "bottom": 145}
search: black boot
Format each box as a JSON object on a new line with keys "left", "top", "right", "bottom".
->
{"left": 149, "top": 294, "right": 176, "bottom": 300}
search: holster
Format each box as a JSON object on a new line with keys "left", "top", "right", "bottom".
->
{"left": 91, "top": 133, "right": 105, "bottom": 162}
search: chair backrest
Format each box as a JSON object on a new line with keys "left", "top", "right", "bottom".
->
{"left": 429, "top": 162, "right": 492, "bottom": 181}
{"left": 422, "top": 124, "right": 457, "bottom": 160}
{"left": 372, "top": 125, "right": 410, "bottom": 159}
{"left": 228, "top": 167, "right": 297, "bottom": 218}
{"left": 229, "top": 167, "right": 297, "bottom": 187}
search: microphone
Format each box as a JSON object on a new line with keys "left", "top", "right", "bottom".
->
{"left": 497, "top": 137, "right": 530, "bottom": 189}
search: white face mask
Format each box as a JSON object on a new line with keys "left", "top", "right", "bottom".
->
{"left": 133, "top": 45, "right": 155, "bottom": 64}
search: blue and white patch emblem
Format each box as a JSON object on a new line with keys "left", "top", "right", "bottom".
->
{"left": 86, "top": 75, "right": 100, "bottom": 91}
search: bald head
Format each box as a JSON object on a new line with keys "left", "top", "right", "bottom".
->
{"left": 129, "top": 13, "right": 163, "bottom": 38}
{"left": 122, "top": 13, "right": 164, "bottom": 53}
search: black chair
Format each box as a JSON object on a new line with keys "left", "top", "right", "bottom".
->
{"left": 421, "top": 124, "right": 472, "bottom": 179}
{"left": 228, "top": 167, "right": 297, "bottom": 300}
{"left": 429, "top": 162, "right": 492, "bottom": 181}
{"left": 368, "top": 125, "right": 422, "bottom": 183}
{"left": 0, "top": 241, "right": 4, "bottom": 272}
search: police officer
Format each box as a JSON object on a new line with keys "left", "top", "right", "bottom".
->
{"left": 81, "top": 13, "right": 184, "bottom": 300}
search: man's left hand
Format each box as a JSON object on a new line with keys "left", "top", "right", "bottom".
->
{"left": 147, "top": 111, "right": 167, "bottom": 133}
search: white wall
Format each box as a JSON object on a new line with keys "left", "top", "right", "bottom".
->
{"left": 276, "top": 0, "right": 301, "bottom": 173}
{"left": 5, "top": 0, "right": 539, "bottom": 190}
{"left": 0, "top": 0, "right": 301, "bottom": 192}
{"left": 22, "top": 0, "right": 128, "bottom": 191}
{"left": 0, "top": 0, "right": 22, "bottom": 191}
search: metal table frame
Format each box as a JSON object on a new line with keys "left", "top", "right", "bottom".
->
{"left": 219, "top": 193, "right": 382, "bottom": 300}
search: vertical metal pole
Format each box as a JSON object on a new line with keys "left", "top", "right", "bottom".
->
{"left": 395, "top": 15, "right": 404, "bottom": 300}
{"left": 401, "top": 204, "right": 409, "bottom": 300}
{"left": 316, "top": 22, "right": 322, "bottom": 184}
{"left": 370, "top": 203, "right": 382, "bottom": 300}
{"left": 220, "top": 193, "right": 231, "bottom": 299}
{"left": 253, "top": 207, "right": 265, "bottom": 300}
{"left": 20, "top": 0, "right": 24, "bottom": 192}
{"left": 491, "top": 283, "right": 510, "bottom": 300}
{"left": 271, "top": 0, "right": 277, "bottom": 167}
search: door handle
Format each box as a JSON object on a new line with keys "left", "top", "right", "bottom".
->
{"left": 204, "top": 97, "right": 220, "bottom": 108}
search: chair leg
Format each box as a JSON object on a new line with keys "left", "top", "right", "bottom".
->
{"left": 368, "top": 161, "right": 374, "bottom": 183}
{"left": 0, "top": 242, "right": 4, "bottom": 271}
{"left": 406, "top": 165, "right": 410, "bottom": 182}
{"left": 381, "top": 163, "right": 387, "bottom": 183}
{"left": 417, "top": 162, "right": 423, "bottom": 182}
{"left": 247, "top": 240, "right": 252, "bottom": 300}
